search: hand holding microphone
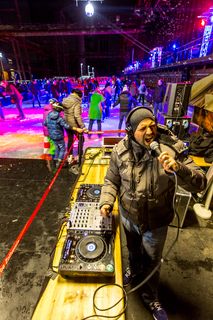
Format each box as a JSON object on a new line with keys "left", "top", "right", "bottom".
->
{"left": 150, "top": 141, "right": 179, "bottom": 173}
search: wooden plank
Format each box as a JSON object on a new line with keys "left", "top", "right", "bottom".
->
{"left": 32, "top": 147, "right": 125, "bottom": 320}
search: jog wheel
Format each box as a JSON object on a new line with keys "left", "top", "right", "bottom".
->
{"left": 76, "top": 235, "right": 106, "bottom": 262}
{"left": 86, "top": 185, "right": 102, "bottom": 200}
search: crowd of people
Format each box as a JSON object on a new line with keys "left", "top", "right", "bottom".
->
{"left": 0, "top": 76, "right": 165, "bottom": 118}
{"left": 0, "top": 76, "right": 166, "bottom": 165}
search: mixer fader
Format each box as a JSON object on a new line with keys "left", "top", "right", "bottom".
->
{"left": 68, "top": 201, "right": 113, "bottom": 232}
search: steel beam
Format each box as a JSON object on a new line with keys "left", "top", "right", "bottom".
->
{"left": 0, "top": 27, "right": 142, "bottom": 37}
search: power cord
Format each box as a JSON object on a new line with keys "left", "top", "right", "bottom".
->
{"left": 128, "top": 171, "right": 180, "bottom": 295}
{"left": 78, "top": 150, "right": 101, "bottom": 183}
{"left": 49, "top": 218, "right": 68, "bottom": 273}
{"left": 81, "top": 284, "right": 128, "bottom": 320}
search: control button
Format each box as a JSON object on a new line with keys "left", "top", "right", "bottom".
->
{"left": 106, "top": 264, "right": 114, "bottom": 272}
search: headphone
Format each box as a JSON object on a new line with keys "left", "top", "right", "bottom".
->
{"left": 125, "top": 106, "right": 156, "bottom": 137}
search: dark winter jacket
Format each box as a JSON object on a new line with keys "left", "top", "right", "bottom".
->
{"left": 113, "top": 91, "right": 137, "bottom": 113}
{"left": 153, "top": 84, "right": 166, "bottom": 103}
{"left": 99, "top": 126, "right": 207, "bottom": 231}
{"left": 44, "top": 110, "right": 70, "bottom": 141}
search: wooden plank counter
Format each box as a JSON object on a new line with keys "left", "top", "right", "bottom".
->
{"left": 32, "top": 147, "right": 125, "bottom": 320}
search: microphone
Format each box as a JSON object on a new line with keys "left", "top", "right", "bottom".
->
{"left": 150, "top": 141, "right": 161, "bottom": 156}
{"left": 150, "top": 141, "right": 179, "bottom": 172}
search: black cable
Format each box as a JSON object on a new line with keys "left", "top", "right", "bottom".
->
{"left": 81, "top": 284, "right": 128, "bottom": 320}
{"left": 78, "top": 150, "right": 101, "bottom": 183}
{"left": 128, "top": 171, "right": 180, "bottom": 295}
{"left": 49, "top": 219, "right": 68, "bottom": 273}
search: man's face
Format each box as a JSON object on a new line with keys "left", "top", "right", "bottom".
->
{"left": 134, "top": 118, "right": 157, "bottom": 148}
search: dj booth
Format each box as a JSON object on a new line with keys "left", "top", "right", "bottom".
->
{"left": 32, "top": 147, "right": 125, "bottom": 320}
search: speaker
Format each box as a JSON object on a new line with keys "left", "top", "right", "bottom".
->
{"left": 181, "top": 68, "right": 190, "bottom": 81}
{"left": 163, "top": 83, "right": 192, "bottom": 117}
{"left": 163, "top": 115, "right": 191, "bottom": 139}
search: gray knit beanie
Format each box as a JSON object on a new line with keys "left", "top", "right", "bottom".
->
{"left": 127, "top": 107, "right": 155, "bottom": 133}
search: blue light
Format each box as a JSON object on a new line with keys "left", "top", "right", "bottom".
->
{"left": 172, "top": 44, "right": 177, "bottom": 50}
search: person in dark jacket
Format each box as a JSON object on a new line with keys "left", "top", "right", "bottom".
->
{"left": 138, "top": 79, "right": 147, "bottom": 106}
{"left": 113, "top": 85, "right": 137, "bottom": 136}
{"left": 99, "top": 107, "right": 207, "bottom": 320}
{"left": 103, "top": 83, "right": 112, "bottom": 119}
{"left": 153, "top": 79, "right": 166, "bottom": 117}
{"left": 29, "top": 79, "right": 41, "bottom": 108}
{"left": 44, "top": 101, "right": 83, "bottom": 168}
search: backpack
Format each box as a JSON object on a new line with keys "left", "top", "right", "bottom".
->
{"left": 189, "top": 133, "right": 213, "bottom": 163}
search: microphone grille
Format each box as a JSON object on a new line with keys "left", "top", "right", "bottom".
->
{"left": 150, "top": 141, "right": 159, "bottom": 151}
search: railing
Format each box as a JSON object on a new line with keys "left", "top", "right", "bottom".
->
{"left": 124, "top": 36, "right": 213, "bottom": 74}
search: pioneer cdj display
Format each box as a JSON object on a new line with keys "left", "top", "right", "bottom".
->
{"left": 58, "top": 184, "right": 115, "bottom": 278}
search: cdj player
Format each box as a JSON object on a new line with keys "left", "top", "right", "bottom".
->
{"left": 58, "top": 230, "right": 114, "bottom": 277}
{"left": 76, "top": 184, "right": 102, "bottom": 202}
{"left": 58, "top": 184, "right": 115, "bottom": 278}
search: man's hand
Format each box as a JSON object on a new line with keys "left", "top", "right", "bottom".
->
{"left": 100, "top": 204, "right": 112, "bottom": 217}
{"left": 158, "top": 151, "right": 179, "bottom": 173}
{"left": 76, "top": 127, "right": 84, "bottom": 133}
{"left": 83, "top": 127, "right": 89, "bottom": 133}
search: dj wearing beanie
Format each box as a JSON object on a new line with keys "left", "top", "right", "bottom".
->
{"left": 99, "top": 107, "right": 206, "bottom": 320}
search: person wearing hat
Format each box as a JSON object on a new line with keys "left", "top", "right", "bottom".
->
{"left": 42, "top": 98, "right": 56, "bottom": 160}
{"left": 44, "top": 100, "right": 83, "bottom": 168}
{"left": 99, "top": 107, "right": 206, "bottom": 320}
{"left": 62, "top": 88, "right": 88, "bottom": 164}
{"left": 112, "top": 84, "right": 137, "bottom": 136}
